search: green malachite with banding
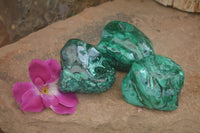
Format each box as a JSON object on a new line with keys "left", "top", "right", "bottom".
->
{"left": 97, "top": 21, "right": 154, "bottom": 72}
{"left": 58, "top": 21, "right": 185, "bottom": 111}
{"left": 59, "top": 39, "right": 115, "bottom": 93}
{"left": 122, "top": 55, "right": 185, "bottom": 111}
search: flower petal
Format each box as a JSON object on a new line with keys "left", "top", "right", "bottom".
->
{"left": 29, "top": 59, "right": 51, "bottom": 85}
{"left": 34, "top": 77, "right": 44, "bottom": 89}
{"left": 42, "top": 94, "right": 59, "bottom": 108}
{"left": 21, "top": 89, "right": 44, "bottom": 112}
{"left": 57, "top": 92, "right": 78, "bottom": 107}
{"left": 45, "top": 59, "right": 61, "bottom": 81}
{"left": 13, "top": 82, "right": 34, "bottom": 104}
{"left": 50, "top": 104, "right": 76, "bottom": 114}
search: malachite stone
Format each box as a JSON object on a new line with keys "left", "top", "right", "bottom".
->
{"left": 122, "top": 55, "right": 185, "bottom": 111}
{"left": 59, "top": 39, "right": 115, "bottom": 93}
{"left": 97, "top": 21, "right": 155, "bottom": 72}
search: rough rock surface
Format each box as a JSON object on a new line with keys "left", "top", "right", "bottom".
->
{"left": 0, "top": 0, "right": 200, "bottom": 132}
{"left": 155, "top": 0, "right": 200, "bottom": 12}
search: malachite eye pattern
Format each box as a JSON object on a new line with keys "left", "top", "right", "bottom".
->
{"left": 122, "top": 55, "right": 185, "bottom": 111}
{"left": 97, "top": 21, "right": 155, "bottom": 72}
{"left": 59, "top": 39, "right": 115, "bottom": 93}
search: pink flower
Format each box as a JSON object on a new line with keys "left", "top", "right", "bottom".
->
{"left": 13, "top": 59, "right": 78, "bottom": 114}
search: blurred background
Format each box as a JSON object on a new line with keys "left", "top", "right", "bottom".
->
{"left": 0, "top": 0, "right": 113, "bottom": 47}
{"left": 0, "top": 0, "right": 199, "bottom": 48}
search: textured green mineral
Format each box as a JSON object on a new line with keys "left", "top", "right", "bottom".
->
{"left": 122, "top": 55, "right": 185, "bottom": 111}
{"left": 97, "top": 21, "right": 154, "bottom": 71}
{"left": 59, "top": 39, "right": 115, "bottom": 93}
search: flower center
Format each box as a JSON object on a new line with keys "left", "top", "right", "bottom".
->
{"left": 41, "top": 86, "right": 49, "bottom": 94}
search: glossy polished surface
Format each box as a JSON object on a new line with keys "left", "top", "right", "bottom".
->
{"left": 98, "top": 21, "right": 154, "bottom": 71}
{"left": 122, "top": 55, "right": 185, "bottom": 111}
{"left": 59, "top": 39, "right": 115, "bottom": 93}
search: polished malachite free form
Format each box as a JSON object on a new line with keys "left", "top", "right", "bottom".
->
{"left": 122, "top": 55, "right": 185, "bottom": 111}
{"left": 97, "top": 21, "right": 154, "bottom": 72}
{"left": 59, "top": 39, "right": 115, "bottom": 93}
